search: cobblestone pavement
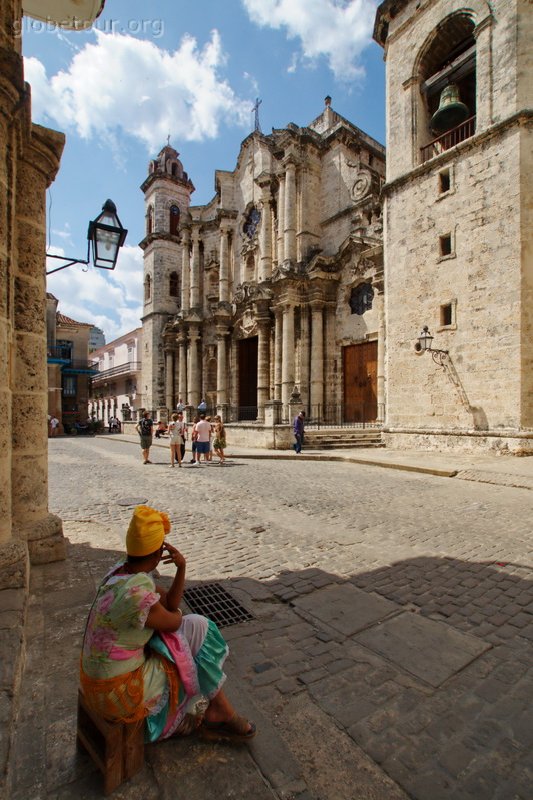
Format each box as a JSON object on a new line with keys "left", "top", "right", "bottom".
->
{"left": 12, "top": 436, "right": 533, "bottom": 799}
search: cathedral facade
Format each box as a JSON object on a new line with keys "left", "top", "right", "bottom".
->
{"left": 140, "top": 99, "right": 385, "bottom": 427}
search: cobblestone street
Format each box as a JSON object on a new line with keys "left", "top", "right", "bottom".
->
{"left": 12, "top": 435, "right": 533, "bottom": 799}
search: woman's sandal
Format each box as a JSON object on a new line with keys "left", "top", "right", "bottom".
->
{"left": 200, "top": 713, "right": 256, "bottom": 742}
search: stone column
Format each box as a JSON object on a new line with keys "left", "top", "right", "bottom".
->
{"left": 13, "top": 123, "right": 66, "bottom": 564}
{"left": 180, "top": 228, "right": 191, "bottom": 313}
{"left": 256, "top": 313, "right": 271, "bottom": 419}
{"left": 310, "top": 301, "right": 324, "bottom": 418}
{"left": 190, "top": 228, "right": 200, "bottom": 309}
{"left": 164, "top": 347, "right": 174, "bottom": 410}
{"left": 216, "top": 328, "right": 229, "bottom": 405}
{"left": 0, "top": 44, "right": 18, "bottom": 551}
{"left": 284, "top": 160, "right": 297, "bottom": 263}
{"left": 324, "top": 303, "right": 338, "bottom": 423}
{"left": 274, "top": 308, "right": 283, "bottom": 401}
{"left": 474, "top": 16, "right": 493, "bottom": 130}
{"left": 258, "top": 187, "right": 272, "bottom": 281}
{"left": 218, "top": 225, "right": 230, "bottom": 303}
{"left": 187, "top": 324, "right": 201, "bottom": 407}
{"left": 281, "top": 303, "right": 295, "bottom": 416}
{"left": 276, "top": 174, "right": 285, "bottom": 265}
{"left": 178, "top": 334, "right": 187, "bottom": 401}
{"left": 300, "top": 305, "right": 310, "bottom": 411}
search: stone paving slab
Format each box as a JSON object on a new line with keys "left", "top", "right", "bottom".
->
{"left": 8, "top": 436, "right": 533, "bottom": 800}
{"left": 292, "top": 583, "right": 401, "bottom": 636}
{"left": 354, "top": 611, "right": 492, "bottom": 688}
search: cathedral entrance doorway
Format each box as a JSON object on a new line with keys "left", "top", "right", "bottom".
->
{"left": 238, "top": 336, "right": 258, "bottom": 420}
{"left": 343, "top": 341, "right": 377, "bottom": 423}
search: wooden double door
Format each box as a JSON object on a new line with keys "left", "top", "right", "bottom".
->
{"left": 238, "top": 336, "right": 258, "bottom": 420}
{"left": 343, "top": 341, "right": 377, "bottom": 423}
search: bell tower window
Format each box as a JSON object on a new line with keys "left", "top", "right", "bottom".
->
{"left": 418, "top": 14, "right": 476, "bottom": 163}
{"left": 169, "top": 271, "right": 179, "bottom": 297}
{"left": 146, "top": 206, "right": 154, "bottom": 235}
{"left": 144, "top": 275, "right": 151, "bottom": 302}
{"left": 169, "top": 205, "right": 180, "bottom": 236}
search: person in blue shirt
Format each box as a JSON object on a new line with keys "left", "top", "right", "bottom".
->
{"left": 293, "top": 410, "right": 306, "bottom": 453}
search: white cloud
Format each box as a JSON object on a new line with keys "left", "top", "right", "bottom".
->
{"left": 46, "top": 244, "right": 143, "bottom": 341}
{"left": 25, "top": 29, "right": 252, "bottom": 151}
{"left": 241, "top": 0, "right": 377, "bottom": 81}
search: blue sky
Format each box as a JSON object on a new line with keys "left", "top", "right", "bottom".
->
{"left": 23, "top": 0, "right": 385, "bottom": 341}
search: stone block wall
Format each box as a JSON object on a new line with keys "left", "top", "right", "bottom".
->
{"left": 385, "top": 127, "right": 523, "bottom": 431}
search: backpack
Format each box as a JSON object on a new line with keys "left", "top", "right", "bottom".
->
{"left": 140, "top": 418, "right": 152, "bottom": 435}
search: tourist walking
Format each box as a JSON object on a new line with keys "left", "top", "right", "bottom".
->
{"left": 293, "top": 410, "right": 305, "bottom": 454}
{"left": 213, "top": 416, "right": 226, "bottom": 464}
{"left": 193, "top": 413, "right": 211, "bottom": 465}
{"left": 177, "top": 411, "right": 187, "bottom": 462}
{"left": 190, "top": 415, "right": 199, "bottom": 463}
{"left": 136, "top": 411, "right": 154, "bottom": 464}
{"left": 49, "top": 415, "right": 59, "bottom": 437}
{"left": 168, "top": 413, "right": 183, "bottom": 467}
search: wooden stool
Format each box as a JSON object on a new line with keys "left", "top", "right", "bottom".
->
{"left": 76, "top": 690, "right": 145, "bottom": 795}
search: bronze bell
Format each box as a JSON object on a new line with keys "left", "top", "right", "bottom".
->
{"left": 430, "top": 84, "right": 469, "bottom": 134}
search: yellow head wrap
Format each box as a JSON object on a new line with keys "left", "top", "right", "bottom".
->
{"left": 126, "top": 505, "right": 171, "bottom": 557}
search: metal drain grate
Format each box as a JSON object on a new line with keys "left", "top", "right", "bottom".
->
{"left": 183, "top": 583, "right": 254, "bottom": 627}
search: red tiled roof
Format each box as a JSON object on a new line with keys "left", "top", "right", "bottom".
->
{"left": 56, "top": 312, "right": 93, "bottom": 328}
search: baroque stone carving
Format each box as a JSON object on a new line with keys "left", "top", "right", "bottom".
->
{"left": 235, "top": 309, "right": 258, "bottom": 338}
{"left": 351, "top": 169, "right": 372, "bottom": 201}
{"left": 233, "top": 282, "right": 273, "bottom": 305}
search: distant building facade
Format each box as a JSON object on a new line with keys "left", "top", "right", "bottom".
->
{"left": 46, "top": 294, "right": 97, "bottom": 431}
{"left": 374, "top": 0, "right": 533, "bottom": 453}
{"left": 140, "top": 100, "right": 385, "bottom": 426}
{"left": 89, "top": 328, "right": 142, "bottom": 425}
{"left": 89, "top": 326, "right": 106, "bottom": 352}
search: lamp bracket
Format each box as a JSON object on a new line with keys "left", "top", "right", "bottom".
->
{"left": 430, "top": 348, "right": 449, "bottom": 368}
{"left": 46, "top": 240, "right": 91, "bottom": 275}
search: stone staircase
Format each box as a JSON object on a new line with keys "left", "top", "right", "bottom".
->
{"left": 304, "top": 427, "right": 383, "bottom": 449}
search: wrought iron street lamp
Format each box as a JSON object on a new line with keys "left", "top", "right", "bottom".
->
{"left": 415, "top": 325, "right": 449, "bottom": 367}
{"left": 46, "top": 199, "right": 127, "bottom": 275}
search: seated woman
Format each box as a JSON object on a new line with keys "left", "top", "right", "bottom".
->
{"left": 80, "top": 505, "right": 255, "bottom": 742}
{"left": 154, "top": 421, "right": 168, "bottom": 439}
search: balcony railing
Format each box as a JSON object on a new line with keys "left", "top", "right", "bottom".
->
{"left": 47, "top": 344, "right": 72, "bottom": 362}
{"left": 91, "top": 361, "right": 141, "bottom": 383}
{"left": 62, "top": 359, "right": 99, "bottom": 374}
{"left": 421, "top": 116, "right": 476, "bottom": 163}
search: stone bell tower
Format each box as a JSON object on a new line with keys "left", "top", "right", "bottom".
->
{"left": 139, "top": 145, "right": 195, "bottom": 413}
{"left": 374, "top": 0, "right": 533, "bottom": 453}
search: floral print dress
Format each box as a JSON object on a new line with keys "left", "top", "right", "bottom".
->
{"left": 81, "top": 565, "right": 228, "bottom": 741}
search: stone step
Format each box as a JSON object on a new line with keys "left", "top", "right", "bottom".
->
{"left": 304, "top": 429, "right": 383, "bottom": 449}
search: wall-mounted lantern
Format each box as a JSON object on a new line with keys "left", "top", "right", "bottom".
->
{"left": 414, "top": 326, "right": 449, "bottom": 367}
{"left": 46, "top": 200, "right": 127, "bottom": 275}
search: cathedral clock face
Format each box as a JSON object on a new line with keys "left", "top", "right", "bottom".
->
{"left": 243, "top": 207, "right": 261, "bottom": 239}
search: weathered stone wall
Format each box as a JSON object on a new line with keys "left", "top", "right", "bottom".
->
{"left": 0, "top": 1, "right": 68, "bottom": 792}
{"left": 385, "top": 126, "right": 523, "bottom": 431}
{"left": 520, "top": 122, "right": 533, "bottom": 427}
{"left": 379, "top": 0, "right": 532, "bottom": 447}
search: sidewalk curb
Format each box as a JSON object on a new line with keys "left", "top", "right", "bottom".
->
{"left": 97, "top": 434, "right": 458, "bottom": 479}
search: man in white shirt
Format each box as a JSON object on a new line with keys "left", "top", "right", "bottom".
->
{"left": 193, "top": 413, "right": 211, "bottom": 465}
